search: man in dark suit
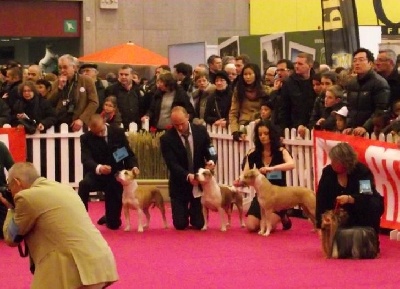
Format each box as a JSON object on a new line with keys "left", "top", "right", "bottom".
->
{"left": 78, "top": 114, "right": 139, "bottom": 230}
{"left": 160, "top": 106, "right": 217, "bottom": 230}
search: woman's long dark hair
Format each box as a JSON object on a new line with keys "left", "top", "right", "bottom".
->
{"left": 236, "top": 63, "right": 264, "bottom": 104}
{"left": 253, "top": 119, "right": 282, "bottom": 158}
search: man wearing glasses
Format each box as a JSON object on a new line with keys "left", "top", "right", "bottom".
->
{"left": 269, "top": 59, "right": 294, "bottom": 128}
{"left": 343, "top": 48, "right": 390, "bottom": 136}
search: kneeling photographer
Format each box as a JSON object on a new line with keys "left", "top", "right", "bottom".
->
{"left": 3, "top": 162, "right": 119, "bottom": 288}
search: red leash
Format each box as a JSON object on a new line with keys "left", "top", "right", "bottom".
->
{"left": 334, "top": 200, "right": 341, "bottom": 214}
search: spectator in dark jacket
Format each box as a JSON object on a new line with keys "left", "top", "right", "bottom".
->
{"left": 343, "top": 48, "right": 390, "bottom": 136}
{"left": 0, "top": 98, "right": 11, "bottom": 127}
{"left": 80, "top": 63, "right": 106, "bottom": 114}
{"left": 104, "top": 65, "right": 141, "bottom": 130}
{"left": 374, "top": 49, "right": 400, "bottom": 108}
{"left": 141, "top": 72, "right": 194, "bottom": 131}
{"left": 204, "top": 70, "right": 232, "bottom": 127}
{"left": 12, "top": 81, "right": 56, "bottom": 133}
{"left": 192, "top": 71, "right": 215, "bottom": 125}
{"left": 312, "top": 85, "right": 345, "bottom": 131}
{"left": 1, "top": 65, "right": 23, "bottom": 110}
{"left": 306, "top": 73, "right": 340, "bottom": 130}
{"left": 174, "top": 62, "right": 193, "bottom": 94}
{"left": 99, "top": 95, "right": 122, "bottom": 127}
{"left": 278, "top": 53, "right": 317, "bottom": 136}
{"left": 268, "top": 59, "right": 294, "bottom": 126}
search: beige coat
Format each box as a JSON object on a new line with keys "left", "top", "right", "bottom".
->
{"left": 3, "top": 178, "right": 118, "bottom": 289}
{"left": 229, "top": 89, "right": 264, "bottom": 133}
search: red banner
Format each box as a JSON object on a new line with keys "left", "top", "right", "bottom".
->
{"left": 313, "top": 131, "right": 400, "bottom": 229}
{"left": 0, "top": 128, "right": 26, "bottom": 162}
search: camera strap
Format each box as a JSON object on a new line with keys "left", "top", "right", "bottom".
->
{"left": 63, "top": 73, "right": 78, "bottom": 103}
{"left": 18, "top": 240, "right": 29, "bottom": 258}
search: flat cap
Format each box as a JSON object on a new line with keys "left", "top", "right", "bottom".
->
{"left": 80, "top": 63, "right": 98, "bottom": 70}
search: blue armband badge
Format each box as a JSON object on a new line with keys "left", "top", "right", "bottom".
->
{"left": 113, "top": 147, "right": 129, "bottom": 162}
{"left": 266, "top": 171, "right": 282, "bottom": 180}
{"left": 359, "top": 180, "right": 372, "bottom": 195}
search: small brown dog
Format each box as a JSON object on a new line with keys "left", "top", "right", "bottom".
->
{"left": 321, "top": 209, "right": 378, "bottom": 259}
{"left": 240, "top": 168, "right": 316, "bottom": 236}
{"left": 321, "top": 208, "right": 349, "bottom": 258}
{"left": 195, "top": 168, "right": 245, "bottom": 231}
{"left": 116, "top": 169, "right": 168, "bottom": 232}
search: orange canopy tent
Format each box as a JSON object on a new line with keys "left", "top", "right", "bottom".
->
{"left": 78, "top": 42, "right": 168, "bottom": 79}
{"left": 78, "top": 42, "right": 168, "bottom": 66}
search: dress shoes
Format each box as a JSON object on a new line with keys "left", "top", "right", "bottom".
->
{"left": 281, "top": 214, "right": 292, "bottom": 230}
{"left": 97, "top": 216, "right": 107, "bottom": 225}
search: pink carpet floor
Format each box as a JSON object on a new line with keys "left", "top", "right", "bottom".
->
{"left": 1, "top": 201, "right": 400, "bottom": 289}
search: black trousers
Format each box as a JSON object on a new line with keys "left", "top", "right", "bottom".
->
{"left": 170, "top": 196, "right": 204, "bottom": 230}
{"left": 0, "top": 203, "right": 6, "bottom": 239}
{"left": 78, "top": 172, "right": 123, "bottom": 229}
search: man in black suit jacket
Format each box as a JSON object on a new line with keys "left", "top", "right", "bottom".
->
{"left": 160, "top": 106, "right": 217, "bottom": 230}
{"left": 78, "top": 114, "right": 138, "bottom": 230}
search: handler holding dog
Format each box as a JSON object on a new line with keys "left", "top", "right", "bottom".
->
{"left": 161, "top": 106, "right": 217, "bottom": 230}
{"left": 238, "top": 119, "right": 295, "bottom": 232}
{"left": 316, "top": 142, "right": 384, "bottom": 252}
{"left": 78, "top": 114, "right": 139, "bottom": 230}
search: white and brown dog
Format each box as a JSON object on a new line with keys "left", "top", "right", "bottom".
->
{"left": 240, "top": 168, "right": 316, "bottom": 236}
{"left": 116, "top": 169, "right": 168, "bottom": 232}
{"left": 195, "top": 168, "right": 245, "bottom": 231}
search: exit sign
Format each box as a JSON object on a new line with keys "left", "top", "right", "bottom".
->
{"left": 64, "top": 20, "right": 77, "bottom": 33}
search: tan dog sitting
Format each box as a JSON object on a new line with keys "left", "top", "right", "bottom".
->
{"left": 116, "top": 169, "right": 168, "bottom": 232}
{"left": 321, "top": 209, "right": 349, "bottom": 258}
{"left": 241, "top": 168, "right": 316, "bottom": 236}
{"left": 195, "top": 168, "right": 245, "bottom": 231}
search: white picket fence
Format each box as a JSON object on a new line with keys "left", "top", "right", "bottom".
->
{"left": 13, "top": 123, "right": 397, "bottom": 201}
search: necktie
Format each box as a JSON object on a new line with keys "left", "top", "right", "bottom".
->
{"left": 182, "top": 133, "right": 193, "bottom": 173}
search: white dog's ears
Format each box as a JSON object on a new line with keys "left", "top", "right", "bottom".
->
{"left": 132, "top": 167, "right": 140, "bottom": 176}
{"left": 203, "top": 170, "right": 213, "bottom": 177}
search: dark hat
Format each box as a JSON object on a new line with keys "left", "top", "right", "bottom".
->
{"left": 79, "top": 63, "right": 98, "bottom": 70}
{"left": 214, "top": 70, "right": 230, "bottom": 84}
{"left": 260, "top": 98, "right": 274, "bottom": 110}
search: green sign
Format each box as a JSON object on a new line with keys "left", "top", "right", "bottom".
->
{"left": 64, "top": 20, "right": 77, "bottom": 33}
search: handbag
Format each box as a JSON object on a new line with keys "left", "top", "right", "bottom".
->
{"left": 18, "top": 118, "right": 37, "bottom": 134}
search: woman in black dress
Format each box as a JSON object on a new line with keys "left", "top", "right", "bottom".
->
{"left": 239, "top": 119, "right": 295, "bottom": 232}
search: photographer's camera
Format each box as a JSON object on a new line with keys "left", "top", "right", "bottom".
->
{"left": 0, "top": 186, "right": 14, "bottom": 208}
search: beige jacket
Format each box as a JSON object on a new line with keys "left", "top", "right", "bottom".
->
{"left": 3, "top": 178, "right": 118, "bottom": 289}
{"left": 229, "top": 89, "right": 265, "bottom": 133}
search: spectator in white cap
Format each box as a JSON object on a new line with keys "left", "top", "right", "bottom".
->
{"left": 332, "top": 106, "right": 348, "bottom": 133}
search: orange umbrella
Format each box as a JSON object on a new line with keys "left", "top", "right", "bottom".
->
{"left": 78, "top": 42, "right": 168, "bottom": 66}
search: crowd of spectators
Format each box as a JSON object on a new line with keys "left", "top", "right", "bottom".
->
{"left": 0, "top": 48, "right": 399, "bottom": 139}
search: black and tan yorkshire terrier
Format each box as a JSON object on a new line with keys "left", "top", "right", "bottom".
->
{"left": 321, "top": 206, "right": 378, "bottom": 259}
